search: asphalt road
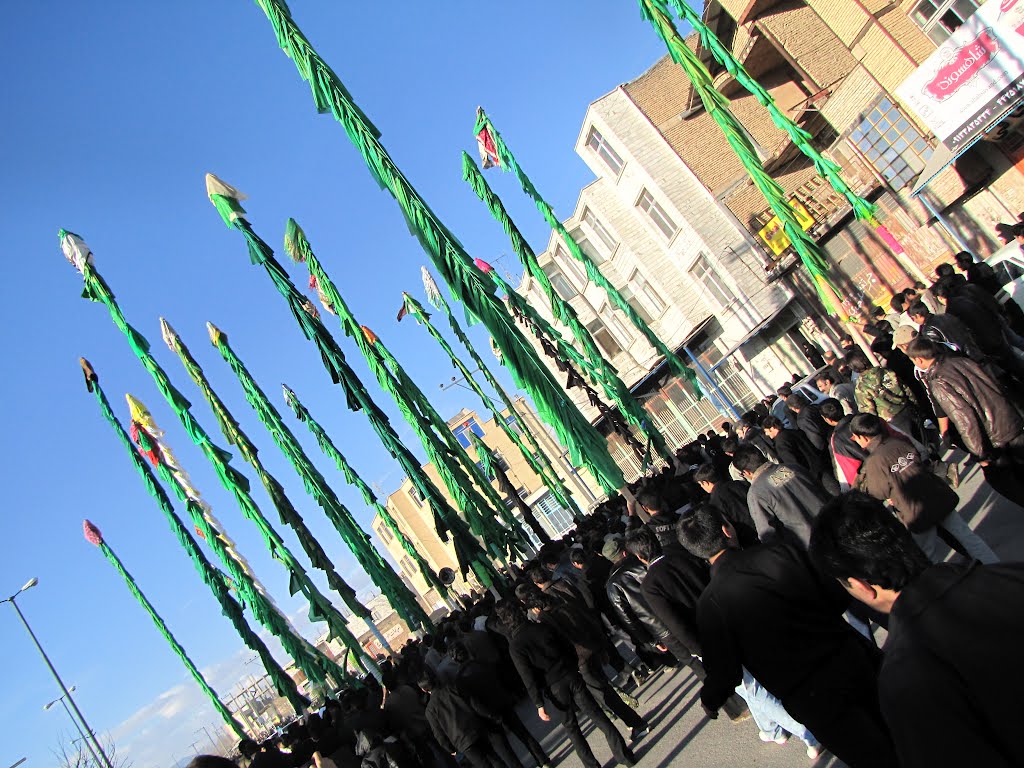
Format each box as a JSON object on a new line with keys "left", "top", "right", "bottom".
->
{"left": 511, "top": 461, "right": 1023, "bottom": 768}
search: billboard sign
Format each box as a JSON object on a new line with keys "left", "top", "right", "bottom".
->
{"left": 897, "top": 0, "right": 1024, "bottom": 150}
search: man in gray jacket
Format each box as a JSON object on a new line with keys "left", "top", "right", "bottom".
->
{"left": 732, "top": 445, "right": 830, "bottom": 548}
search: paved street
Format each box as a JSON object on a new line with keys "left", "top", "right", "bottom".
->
{"left": 512, "top": 461, "right": 1024, "bottom": 768}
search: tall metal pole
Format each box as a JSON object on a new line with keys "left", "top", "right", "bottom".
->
{"left": 60, "top": 698, "right": 100, "bottom": 766}
{"left": 4, "top": 590, "right": 113, "bottom": 768}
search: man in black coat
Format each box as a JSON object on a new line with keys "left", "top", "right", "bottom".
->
{"left": 692, "top": 463, "right": 757, "bottom": 547}
{"left": 761, "top": 416, "right": 839, "bottom": 495}
{"left": 785, "top": 393, "right": 830, "bottom": 452}
{"left": 810, "top": 492, "right": 1024, "bottom": 768}
{"left": 635, "top": 483, "right": 689, "bottom": 555}
{"left": 421, "top": 667, "right": 519, "bottom": 768}
{"left": 602, "top": 537, "right": 675, "bottom": 669}
{"left": 496, "top": 601, "right": 635, "bottom": 768}
{"left": 678, "top": 506, "right": 898, "bottom": 768}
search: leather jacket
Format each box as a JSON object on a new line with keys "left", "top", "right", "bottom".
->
{"left": 918, "top": 354, "right": 1024, "bottom": 459}
{"left": 606, "top": 556, "right": 670, "bottom": 645}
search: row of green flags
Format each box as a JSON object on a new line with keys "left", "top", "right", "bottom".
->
{"left": 64, "top": 0, "right": 886, "bottom": 738}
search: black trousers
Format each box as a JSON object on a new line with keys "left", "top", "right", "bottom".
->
{"left": 461, "top": 729, "right": 521, "bottom": 768}
{"left": 579, "top": 654, "right": 645, "bottom": 729}
{"left": 983, "top": 438, "right": 1024, "bottom": 508}
{"left": 547, "top": 673, "right": 633, "bottom": 768}
{"left": 501, "top": 708, "right": 548, "bottom": 766}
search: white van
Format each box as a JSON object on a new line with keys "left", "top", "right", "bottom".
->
{"left": 985, "top": 242, "right": 1024, "bottom": 313}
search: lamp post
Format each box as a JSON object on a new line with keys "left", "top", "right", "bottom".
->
{"left": 3, "top": 579, "right": 113, "bottom": 768}
{"left": 195, "top": 726, "right": 218, "bottom": 753}
{"left": 45, "top": 685, "right": 99, "bottom": 766}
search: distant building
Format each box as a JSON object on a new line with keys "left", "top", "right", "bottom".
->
{"left": 372, "top": 398, "right": 599, "bottom": 601}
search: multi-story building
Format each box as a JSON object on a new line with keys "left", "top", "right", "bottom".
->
{"left": 372, "top": 398, "right": 599, "bottom": 600}
{"left": 514, "top": 0, "right": 1024, "bottom": 478}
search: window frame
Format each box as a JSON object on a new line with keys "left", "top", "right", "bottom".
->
{"left": 910, "top": 0, "right": 980, "bottom": 43}
{"left": 636, "top": 188, "right": 679, "bottom": 240}
{"left": 689, "top": 253, "right": 732, "bottom": 309}
{"left": 848, "top": 96, "right": 933, "bottom": 190}
{"left": 622, "top": 269, "right": 667, "bottom": 324}
{"left": 586, "top": 316, "right": 624, "bottom": 359}
{"left": 581, "top": 207, "right": 618, "bottom": 255}
{"left": 585, "top": 126, "right": 625, "bottom": 176}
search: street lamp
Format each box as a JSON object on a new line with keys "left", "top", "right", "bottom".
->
{"left": 46, "top": 685, "right": 98, "bottom": 763}
{"left": 2, "top": 579, "right": 113, "bottom": 768}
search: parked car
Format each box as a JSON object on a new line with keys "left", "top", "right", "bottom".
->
{"left": 985, "top": 242, "right": 1024, "bottom": 313}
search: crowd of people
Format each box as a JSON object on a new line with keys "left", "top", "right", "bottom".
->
{"left": 189, "top": 251, "right": 1024, "bottom": 768}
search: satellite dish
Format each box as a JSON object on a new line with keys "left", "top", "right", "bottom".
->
{"left": 438, "top": 567, "right": 457, "bottom": 587}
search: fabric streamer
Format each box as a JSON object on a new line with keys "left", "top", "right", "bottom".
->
{"left": 203, "top": 180, "right": 499, "bottom": 589}
{"left": 632, "top": 0, "right": 843, "bottom": 313}
{"left": 242, "top": 0, "right": 627, "bottom": 494}
{"left": 462, "top": 152, "right": 675, "bottom": 463}
{"left": 83, "top": 519, "right": 248, "bottom": 737}
{"left": 400, "top": 285, "right": 585, "bottom": 522}
{"left": 80, "top": 359, "right": 309, "bottom": 714}
{"left": 282, "top": 384, "right": 452, "bottom": 601}
{"left": 60, "top": 229, "right": 354, "bottom": 688}
{"left": 160, "top": 320, "right": 386, "bottom": 666}
{"left": 208, "top": 324, "right": 433, "bottom": 633}
{"left": 285, "top": 219, "right": 530, "bottom": 559}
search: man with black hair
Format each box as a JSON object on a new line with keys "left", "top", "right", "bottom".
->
{"left": 238, "top": 739, "right": 294, "bottom": 768}
{"left": 907, "top": 300, "right": 983, "bottom": 360}
{"left": 693, "top": 463, "right": 757, "bottom": 546}
{"left": 934, "top": 277, "right": 1024, "bottom": 380}
{"left": 733, "top": 444, "right": 830, "bottom": 547}
{"left": 420, "top": 666, "right": 520, "bottom": 768}
{"left": 849, "top": 413, "right": 997, "bottom": 564}
{"left": 761, "top": 415, "right": 839, "bottom": 495}
{"left": 769, "top": 384, "right": 796, "bottom": 427}
{"left": 955, "top": 250, "right": 1004, "bottom": 296}
{"left": 809, "top": 492, "right": 1024, "bottom": 768}
{"left": 815, "top": 370, "right": 856, "bottom": 415}
{"left": 678, "top": 506, "right": 897, "bottom": 767}
{"left": 496, "top": 600, "right": 636, "bottom": 768}
{"left": 635, "top": 481, "right": 689, "bottom": 555}
{"left": 907, "top": 336, "right": 1024, "bottom": 506}
{"left": 784, "top": 392, "right": 829, "bottom": 452}
{"left": 819, "top": 398, "right": 866, "bottom": 490}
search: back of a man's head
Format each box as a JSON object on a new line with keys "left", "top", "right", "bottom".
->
{"left": 905, "top": 336, "right": 941, "bottom": 362}
{"left": 810, "top": 491, "right": 930, "bottom": 592}
{"left": 846, "top": 353, "right": 871, "bottom": 374}
{"left": 818, "top": 398, "right": 844, "bottom": 424}
{"left": 760, "top": 415, "right": 784, "bottom": 432}
{"left": 692, "top": 463, "right": 718, "bottom": 486}
{"left": 677, "top": 505, "right": 730, "bottom": 560}
{"left": 732, "top": 444, "right": 767, "bottom": 475}
{"left": 625, "top": 526, "right": 662, "bottom": 563}
{"left": 494, "top": 598, "right": 526, "bottom": 632}
{"left": 785, "top": 392, "right": 808, "bottom": 411}
{"left": 188, "top": 758, "right": 238, "bottom": 768}
{"left": 850, "top": 413, "right": 886, "bottom": 439}
{"left": 635, "top": 480, "right": 668, "bottom": 515}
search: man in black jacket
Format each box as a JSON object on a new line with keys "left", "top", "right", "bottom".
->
{"left": 496, "top": 601, "right": 635, "bottom": 768}
{"left": 761, "top": 416, "right": 839, "bottom": 495}
{"left": 635, "top": 483, "right": 690, "bottom": 554}
{"left": 734, "top": 418, "right": 779, "bottom": 462}
{"left": 421, "top": 667, "right": 519, "bottom": 768}
{"left": 693, "top": 464, "right": 757, "bottom": 546}
{"left": 819, "top": 398, "right": 866, "bottom": 490}
{"left": 810, "top": 492, "right": 1024, "bottom": 768}
{"left": 602, "top": 537, "right": 676, "bottom": 670}
{"left": 907, "top": 300, "right": 984, "bottom": 361}
{"left": 678, "top": 506, "right": 897, "bottom": 768}
{"left": 785, "top": 392, "right": 830, "bottom": 452}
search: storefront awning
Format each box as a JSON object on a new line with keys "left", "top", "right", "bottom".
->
{"left": 708, "top": 301, "right": 791, "bottom": 372}
{"left": 911, "top": 100, "right": 1023, "bottom": 196}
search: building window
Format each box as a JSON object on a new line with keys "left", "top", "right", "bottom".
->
{"left": 504, "top": 413, "right": 522, "bottom": 434}
{"left": 910, "top": 0, "right": 979, "bottom": 43}
{"left": 570, "top": 228, "right": 606, "bottom": 265}
{"left": 452, "top": 417, "right": 485, "bottom": 449}
{"left": 622, "top": 270, "right": 667, "bottom": 324}
{"left": 556, "top": 246, "right": 589, "bottom": 287}
{"left": 637, "top": 189, "right": 678, "bottom": 239}
{"left": 378, "top": 524, "right": 395, "bottom": 545}
{"left": 408, "top": 484, "right": 424, "bottom": 507}
{"left": 586, "top": 317, "right": 623, "bottom": 359}
{"left": 582, "top": 208, "right": 618, "bottom": 254}
{"left": 532, "top": 491, "right": 575, "bottom": 538}
{"left": 600, "top": 304, "right": 631, "bottom": 346}
{"left": 494, "top": 451, "right": 511, "bottom": 472}
{"left": 400, "top": 555, "right": 417, "bottom": 579}
{"left": 586, "top": 127, "right": 624, "bottom": 175}
{"left": 849, "top": 98, "right": 932, "bottom": 190}
{"left": 542, "top": 263, "right": 578, "bottom": 300}
{"left": 690, "top": 253, "right": 732, "bottom": 308}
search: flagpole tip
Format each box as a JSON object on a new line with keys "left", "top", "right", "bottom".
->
{"left": 159, "top": 318, "right": 178, "bottom": 349}
{"left": 80, "top": 358, "right": 98, "bottom": 390}
{"left": 83, "top": 520, "right": 104, "bottom": 547}
{"left": 60, "top": 230, "right": 94, "bottom": 274}
{"left": 206, "top": 322, "right": 224, "bottom": 345}
{"left": 205, "top": 173, "right": 247, "bottom": 203}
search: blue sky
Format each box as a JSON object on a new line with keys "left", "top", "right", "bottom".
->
{"left": 0, "top": 3, "right": 668, "bottom": 766}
